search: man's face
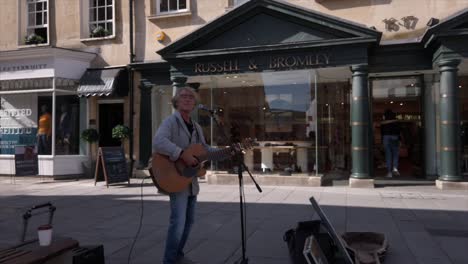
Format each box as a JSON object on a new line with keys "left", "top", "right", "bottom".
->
{"left": 177, "top": 90, "right": 196, "bottom": 113}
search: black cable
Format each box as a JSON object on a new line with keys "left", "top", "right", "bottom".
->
{"left": 243, "top": 188, "right": 247, "bottom": 256}
{"left": 127, "top": 176, "right": 149, "bottom": 264}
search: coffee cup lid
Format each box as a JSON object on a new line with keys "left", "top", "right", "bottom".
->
{"left": 38, "top": 224, "right": 52, "bottom": 230}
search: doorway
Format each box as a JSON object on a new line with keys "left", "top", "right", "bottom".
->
{"left": 98, "top": 102, "right": 124, "bottom": 147}
{"left": 371, "top": 76, "right": 423, "bottom": 178}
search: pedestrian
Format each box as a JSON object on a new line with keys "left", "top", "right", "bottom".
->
{"left": 381, "top": 109, "right": 401, "bottom": 178}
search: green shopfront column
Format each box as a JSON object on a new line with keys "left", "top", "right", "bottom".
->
{"left": 438, "top": 59, "right": 463, "bottom": 181}
{"left": 350, "top": 64, "right": 371, "bottom": 179}
{"left": 138, "top": 79, "right": 153, "bottom": 168}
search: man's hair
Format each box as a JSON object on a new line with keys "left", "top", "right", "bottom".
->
{"left": 171, "top": 87, "right": 199, "bottom": 109}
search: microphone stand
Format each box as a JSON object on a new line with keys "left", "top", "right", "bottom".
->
{"left": 205, "top": 109, "right": 262, "bottom": 264}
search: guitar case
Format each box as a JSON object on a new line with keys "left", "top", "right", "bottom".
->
{"left": 283, "top": 220, "right": 335, "bottom": 264}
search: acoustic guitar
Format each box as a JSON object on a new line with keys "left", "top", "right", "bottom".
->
{"left": 151, "top": 139, "right": 254, "bottom": 193}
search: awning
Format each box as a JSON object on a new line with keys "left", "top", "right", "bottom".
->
{"left": 77, "top": 68, "right": 128, "bottom": 97}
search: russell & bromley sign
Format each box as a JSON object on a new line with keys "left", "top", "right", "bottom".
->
{"left": 194, "top": 53, "right": 331, "bottom": 74}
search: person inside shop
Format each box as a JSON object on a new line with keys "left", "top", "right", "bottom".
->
{"left": 58, "top": 104, "right": 72, "bottom": 154}
{"left": 152, "top": 87, "right": 235, "bottom": 264}
{"left": 37, "top": 105, "right": 52, "bottom": 155}
{"left": 380, "top": 109, "right": 401, "bottom": 178}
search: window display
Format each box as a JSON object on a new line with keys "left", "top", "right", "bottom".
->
{"left": 0, "top": 94, "right": 38, "bottom": 154}
{"left": 0, "top": 93, "right": 82, "bottom": 156}
{"left": 459, "top": 76, "right": 468, "bottom": 173}
{"left": 191, "top": 68, "right": 351, "bottom": 176}
{"left": 55, "top": 95, "right": 81, "bottom": 155}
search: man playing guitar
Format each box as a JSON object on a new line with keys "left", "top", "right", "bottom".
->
{"left": 152, "top": 87, "right": 229, "bottom": 264}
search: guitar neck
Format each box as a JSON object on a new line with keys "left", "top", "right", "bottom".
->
{"left": 205, "top": 147, "right": 232, "bottom": 161}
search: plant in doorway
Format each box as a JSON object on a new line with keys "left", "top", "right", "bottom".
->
{"left": 112, "top": 124, "right": 131, "bottom": 146}
{"left": 112, "top": 125, "right": 132, "bottom": 175}
{"left": 81, "top": 128, "right": 99, "bottom": 179}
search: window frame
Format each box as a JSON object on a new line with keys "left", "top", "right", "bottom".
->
{"left": 23, "top": 0, "right": 50, "bottom": 46}
{"left": 155, "top": 0, "right": 190, "bottom": 16}
{"left": 80, "top": 0, "right": 116, "bottom": 41}
{"left": 233, "top": 0, "right": 249, "bottom": 6}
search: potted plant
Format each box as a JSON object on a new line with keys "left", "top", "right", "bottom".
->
{"left": 81, "top": 128, "right": 99, "bottom": 178}
{"left": 24, "top": 33, "right": 45, "bottom": 45}
{"left": 112, "top": 124, "right": 131, "bottom": 145}
{"left": 90, "top": 26, "right": 110, "bottom": 38}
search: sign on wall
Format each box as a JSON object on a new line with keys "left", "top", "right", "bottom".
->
{"left": 0, "top": 95, "right": 38, "bottom": 154}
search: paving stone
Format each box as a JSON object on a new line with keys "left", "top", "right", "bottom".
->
{"left": 1, "top": 178, "right": 468, "bottom": 263}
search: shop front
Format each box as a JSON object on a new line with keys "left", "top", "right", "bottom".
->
{"left": 0, "top": 47, "right": 95, "bottom": 177}
{"left": 136, "top": 0, "right": 381, "bottom": 187}
{"left": 136, "top": 0, "right": 468, "bottom": 188}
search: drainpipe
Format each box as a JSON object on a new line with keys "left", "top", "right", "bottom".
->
{"left": 128, "top": 0, "right": 135, "bottom": 179}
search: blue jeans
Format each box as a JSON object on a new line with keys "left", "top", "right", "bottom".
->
{"left": 383, "top": 135, "right": 399, "bottom": 172}
{"left": 37, "top": 134, "right": 50, "bottom": 155}
{"left": 163, "top": 191, "right": 197, "bottom": 264}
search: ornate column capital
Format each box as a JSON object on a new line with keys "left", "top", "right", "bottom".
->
{"left": 350, "top": 64, "right": 368, "bottom": 76}
{"left": 438, "top": 59, "right": 461, "bottom": 72}
{"left": 139, "top": 79, "right": 153, "bottom": 92}
{"left": 170, "top": 75, "right": 188, "bottom": 89}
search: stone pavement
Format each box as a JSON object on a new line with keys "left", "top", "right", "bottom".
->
{"left": 0, "top": 176, "right": 467, "bottom": 264}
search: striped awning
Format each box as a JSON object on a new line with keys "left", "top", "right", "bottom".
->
{"left": 77, "top": 68, "right": 127, "bottom": 97}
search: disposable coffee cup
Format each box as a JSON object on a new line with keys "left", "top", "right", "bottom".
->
{"left": 37, "top": 224, "right": 53, "bottom": 246}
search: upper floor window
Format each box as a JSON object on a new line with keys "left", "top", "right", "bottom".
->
{"left": 25, "top": 0, "right": 48, "bottom": 45}
{"left": 233, "top": 0, "right": 249, "bottom": 5}
{"left": 89, "top": 0, "right": 115, "bottom": 38}
{"left": 157, "top": 0, "right": 189, "bottom": 15}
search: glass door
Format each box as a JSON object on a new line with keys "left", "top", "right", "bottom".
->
{"left": 371, "top": 76, "right": 423, "bottom": 178}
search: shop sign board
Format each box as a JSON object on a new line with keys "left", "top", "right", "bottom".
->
{"left": 94, "top": 147, "right": 129, "bottom": 187}
{"left": 14, "top": 145, "right": 38, "bottom": 176}
{"left": 194, "top": 53, "right": 331, "bottom": 74}
{"left": 0, "top": 58, "right": 53, "bottom": 81}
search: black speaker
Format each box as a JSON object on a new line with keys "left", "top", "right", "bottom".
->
{"left": 72, "top": 245, "right": 105, "bottom": 264}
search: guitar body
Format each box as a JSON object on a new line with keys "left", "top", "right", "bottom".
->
{"left": 152, "top": 144, "right": 207, "bottom": 193}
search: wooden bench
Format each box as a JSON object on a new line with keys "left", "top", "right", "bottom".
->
{"left": 0, "top": 237, "right": 78, "bottom": 264}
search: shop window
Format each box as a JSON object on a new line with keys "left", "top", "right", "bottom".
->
{"left": 80, "top": 0, "right": 115, "bottom": 40}
{"left": 55, "top": 95, "right": 81, "bottom": 155}
{"left": 155, "top": 0, "right": 190, "bottom": 16}
{"left": 195, "top": 70, "right": 320, "bottom": 176}
{"left": 24, "top": 0, "right": 49, "bottom": 45}
{"left": 37, "top": 96, "right": 52, "bottom": 155}
{"left": 151, "top": 85, "right": 174, "bottom": 137}
{"left": 0, "top": 91, "right": 84, "bottom": 156}
{"left": 190, "top": 68, "right": 353, "bottom": 176}
{"left": 459, "top": 76, "right": 468, "bottom": 174}
{"left": 0, "top": 94, "right": 41, "bottom": 155}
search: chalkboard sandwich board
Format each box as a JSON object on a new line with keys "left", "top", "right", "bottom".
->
{"left": 94, "top": 147, "right": 130, "bottom": 187}
{"left": 15, "top": 145, "right": 38, "bottom": 176}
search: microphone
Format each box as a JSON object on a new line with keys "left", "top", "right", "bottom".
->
{"left": 198, "top": 104, "right": 216, "bottom": 114}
